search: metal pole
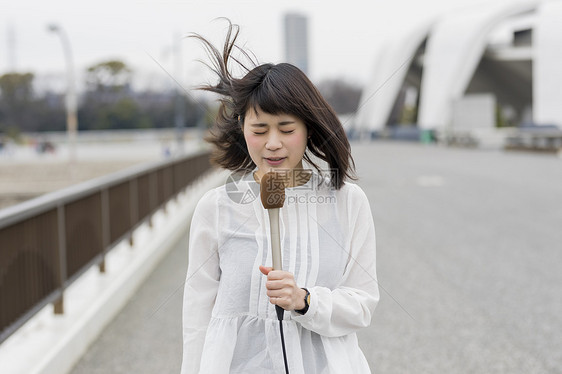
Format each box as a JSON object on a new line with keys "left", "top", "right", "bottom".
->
{"left": 48, "top": 24, "right": 78, "bottom": 164}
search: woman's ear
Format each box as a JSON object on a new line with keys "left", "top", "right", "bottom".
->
{"left": 238, "top": 115, "right": 244, "bottom": 132}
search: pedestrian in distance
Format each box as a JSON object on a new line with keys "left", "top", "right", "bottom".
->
{"left": 181, "top": 20, "right": 379, "bottom": 374}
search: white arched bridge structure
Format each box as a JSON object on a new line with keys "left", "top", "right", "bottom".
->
{"left": 355, "top": 0, "right": 562, "bottom": 133}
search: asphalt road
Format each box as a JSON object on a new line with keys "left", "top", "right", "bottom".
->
{"left": 69, "top": 142, "right": 562, "bottom": 374}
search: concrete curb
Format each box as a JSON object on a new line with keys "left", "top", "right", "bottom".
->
{"left": 0, "top": 169, "right": 228, "bottom": 374}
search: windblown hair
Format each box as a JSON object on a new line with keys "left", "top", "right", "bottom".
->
{"left": 192, "top": 21, "right": 356, "bottom": 189}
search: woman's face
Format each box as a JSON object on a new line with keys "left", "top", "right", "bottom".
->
{"left": 243, "top": 106, "right": 308, "bottom": 185}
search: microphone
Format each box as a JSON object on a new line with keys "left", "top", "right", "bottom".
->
{"left": 260, "top": 171, "right": 290, "bottom": 373}
{"left": 260, "top": 171, "right": 286, "bottom": 271}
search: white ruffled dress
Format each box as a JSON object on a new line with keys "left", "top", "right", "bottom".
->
{"left": 181, "top": 171, "right": 379, "bottom": 374}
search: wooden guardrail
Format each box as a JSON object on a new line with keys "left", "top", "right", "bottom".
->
{"left": 0, "top": 150, "right": 211, "bottom": 344}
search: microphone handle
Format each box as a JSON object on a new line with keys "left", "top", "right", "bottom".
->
{"left": 268, "top": 208, "right": 287, "bottom": 321}
{"left": 268, "top": 208, "right": 282, "bottom": 271}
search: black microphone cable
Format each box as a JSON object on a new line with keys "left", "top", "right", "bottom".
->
{"left": 276, "top": 305, "right": 290, "bottom": 374}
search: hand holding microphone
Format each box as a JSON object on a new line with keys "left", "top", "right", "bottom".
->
{"left": 259, "top": 265, "right": 308, "bottom": 311}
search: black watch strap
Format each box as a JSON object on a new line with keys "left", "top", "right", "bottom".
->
{"left": 295, "top": 288, "right": 310, "bottom": 315}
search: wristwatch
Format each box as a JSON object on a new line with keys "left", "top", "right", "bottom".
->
{"left": 295, "top": 288, "right": 310, "bottom": 315}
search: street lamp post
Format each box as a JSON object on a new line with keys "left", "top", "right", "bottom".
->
{"left": 48, "top": 24, "right": 78, "bottom": 163}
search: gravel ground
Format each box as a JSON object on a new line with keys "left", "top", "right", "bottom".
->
{"left": 0, "top": 160, "right": 155, "bottom": 210}
{"left": 69, "top": 142, "right": 562, "bottom": 373}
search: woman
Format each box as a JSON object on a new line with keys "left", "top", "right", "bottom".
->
{"left": 181, "top": 22, "right": 379, "bottom": 374}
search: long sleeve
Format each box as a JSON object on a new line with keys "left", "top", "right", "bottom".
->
{"left": 291, "top": 184, "right": 379, "bottom": 337}
{"left": 180, "top": 189, "right": 221, "bottom": 374}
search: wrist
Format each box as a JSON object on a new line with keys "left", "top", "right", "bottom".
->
{"left": 295, "top": 288, "right": 307, "bottom": 310}
{"left": 295, "top": 288, "right": 310, "bottom": 315}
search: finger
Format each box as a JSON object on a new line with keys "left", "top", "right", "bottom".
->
{"left": 267, "top": 280, "right": 295, "bottom": 293}
{"left": 267, "top": 287, "right": 283, "bottom": 297}
{"left": 266, "top": 270, "right": 283, "bottom": 280}
{"left": 269, "top": 287, "right": 292, "bottom": 299}
{"left": 259, "top": 265, "right": 272, "bottom": 276}
{"left": 270, "top": 296, "right": 289, "bottom": 309}
{"left": 267, "top": 270, "right": 293, "bottom": 281}
{"left": 265, "top": 279, "right": 284, "bottom": 290}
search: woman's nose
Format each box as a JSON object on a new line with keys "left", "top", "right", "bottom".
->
{"left": 265, "top": 132, "right": 282, "bottom": 150}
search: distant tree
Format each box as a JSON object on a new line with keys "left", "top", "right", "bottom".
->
{"left": 81, "top": 59, "right": 138, "bottom": 130}
{"left": 93, "top": 98, "right": 150, "bottom": 130}
{"left": 138, "top": 92, "right": 206, "bottom": 129}
{"left": 0, "top": 73, "right": 34, "bottom": 102}
{"left": 32, "top": 93, "right": 66, "bottom": 132}
{"left": 0, "top": 72, "right": 35, "bottom": 130}
{"left": 85, "top": 60, "right": 132, "bottom": 95}
{"left": 79, "top": 59, "right": 205, "bottom": 130}
{"left": 183, "top": 95, "right": 207, "bottom": 128}
{"left": 0, "top": 63, "right": 209, "bottom": 134}
{"left": 203, "top": 104, "right": 219, "bottom": 128}
{"left": 317, "top": 79, "right": 363, "bottom": 115}
{"left": 133, "top": 91, "right": 175, "bottom": 128}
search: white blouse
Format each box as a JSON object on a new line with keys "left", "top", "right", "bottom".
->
{"left": 181, "top": 170, "right": 379, "bottom": 374}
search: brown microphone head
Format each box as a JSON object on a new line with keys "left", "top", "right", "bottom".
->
{"left": 260, "top": 171, "right": 286, "bottom": 209}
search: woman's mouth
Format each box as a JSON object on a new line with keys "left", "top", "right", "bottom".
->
{"left": 264, "top": 157, "right": 286, "bottom": 166}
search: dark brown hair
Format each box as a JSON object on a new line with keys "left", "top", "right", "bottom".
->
{"left": 192, "top": 21, "right": 356, "bottom": 189}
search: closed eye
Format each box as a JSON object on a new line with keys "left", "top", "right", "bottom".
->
{"left": 281, "top": 130, "right": 294, "bottom": 134}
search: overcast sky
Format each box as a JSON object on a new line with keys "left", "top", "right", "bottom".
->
{"left": 2, "top": 0, "right": 495, "bottom": 91}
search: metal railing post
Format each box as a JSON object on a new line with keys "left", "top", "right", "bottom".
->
{"left": 54, "top": 204, "right": 67, "bottom": 314}
{"left": 129, "top": 178, "right": 138, "bottom": 247}
{"left": 100, "top": 189, "right": 110, "bottom": 273}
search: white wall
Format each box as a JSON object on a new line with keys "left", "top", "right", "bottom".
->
{"left": 452, "top": 94, "right": 496, "bottom": 130}
{"left": 533, "top": 1, "right": 562, "bottom": 126}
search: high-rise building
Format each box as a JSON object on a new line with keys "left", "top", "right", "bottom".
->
{"left": 283, "top": 13, "right": 309, "bottom": 75}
